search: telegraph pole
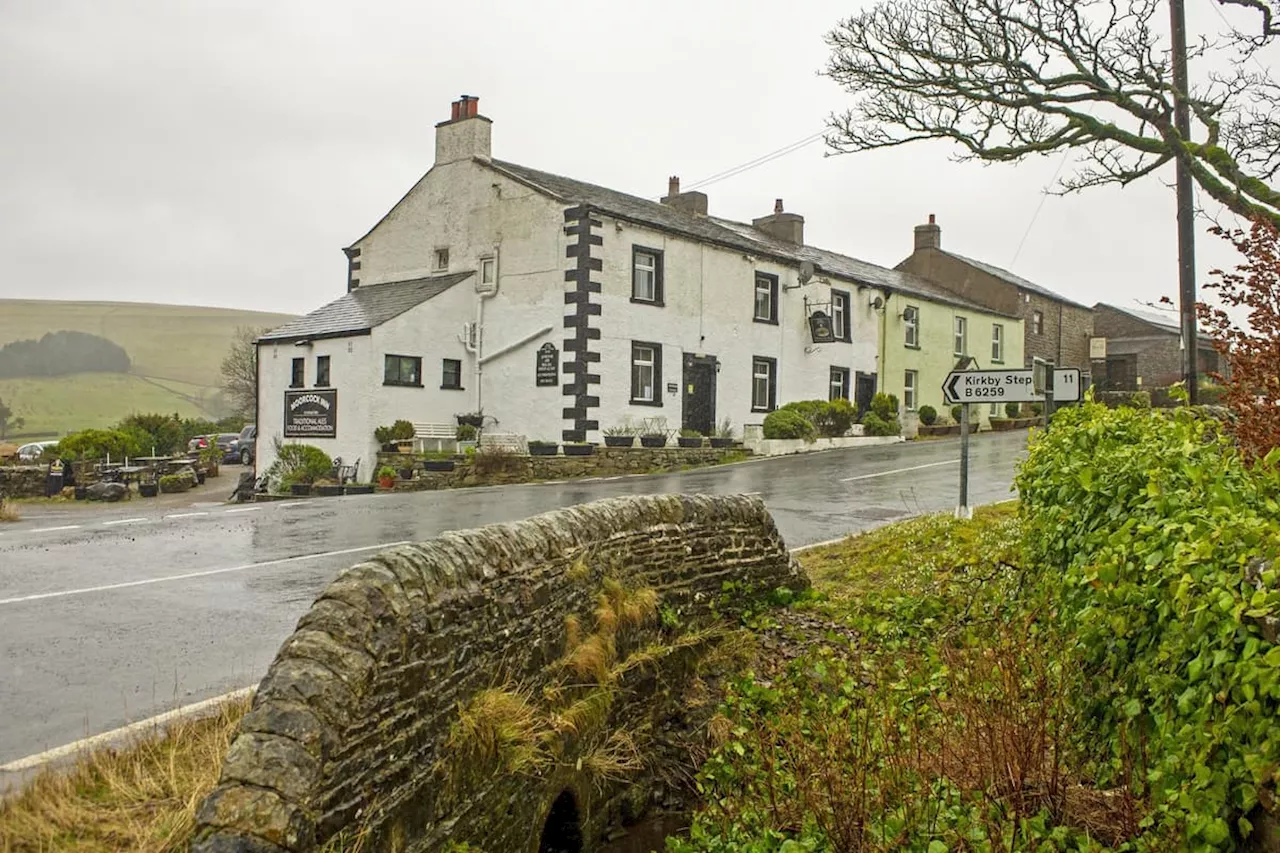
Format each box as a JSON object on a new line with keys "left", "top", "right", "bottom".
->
{"left": 1169, "top": 0, "right": 1199, "bottom": 403}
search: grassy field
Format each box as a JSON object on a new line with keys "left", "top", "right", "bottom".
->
{"left": 0, "top": 300, "right": 294, "bottom": 436}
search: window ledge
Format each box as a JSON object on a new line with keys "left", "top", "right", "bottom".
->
{"left": 753, "top": 317, "right": 779, "bottom": 326}
{"left": 629, "top": 399, "right": 663, "bottom": 407}
{"left": 440, "top": 385, "right": 465, "bottom": 391}
{"left": 384, "top": 381, "right": 424, "bottom": 388}
{"left": 904, "top": 343, "right": 921, "bottom": 350}
{"left": 630, "top": 297, "right": 665, "bottom": 307}
{"left": 289, "top": 384, "right": 304, "bottom": 389}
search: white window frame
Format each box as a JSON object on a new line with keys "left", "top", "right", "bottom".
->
{"left": 632, "top": 344, "right": 656, "bottom": 403}
{"left": 992, "top": 323, "right": 1004, "bottom": 363}
{"left": 633, "top": 251, "right": 657, "bottom": 302}
{"left": 829, "top": 367, "right": 850, "bottom": 401}
{"left": 904, "top": 306, "right": 919, "bottom": 347}
{"left": 954, "top": 316, "right": 967, "bottom": 357}
{"left": 752, "top": 357, "right": 775, "bottom": 411}
{"left": 832, "top": 291, "right": 848, "bottom": 341}
{"left": 1032, "top": 310, "right": 1044, "bottom": 335}
{"left": 903, "top": 369, "right": 918, "bottom": 411}
{"left": 754, "top": 276, "right": 774, "bottom": 322}
{"left": 480, "top": 256, "right": 496, "bottom": 287}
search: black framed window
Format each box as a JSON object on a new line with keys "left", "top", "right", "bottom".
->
{"left": 290, "top": 357, "right": 304, "bottom": 388}
{"left": 753, "top": 273, "right": 778, "bottom": 324}
{"left": 441, "top": 358, "right": 463, "bottom": 390}
{"left": 383, "top": 354, "right": 422, "bottom": 387}
{"left": 831, "top": 290, "right": 851, "bottom": 341}
{"left": 315, "top": 355, "right": 330, "bottom": 387}
{"left": 751, "top": 356, "right": 777, "bottom": 412}
{"left": 631, "top": 246, "right": 664, "bottom": 305}
{"left": 904, "top": 305, "right": 920, "bottom": 348}
{"left": 829, "top": 367, "right": 850, "bottom": 401}
{"left": 434, "top": 248, "right": 449, "bottom": 271}
{"left": 631, "top": 341, "right": 662, "bottom": 406}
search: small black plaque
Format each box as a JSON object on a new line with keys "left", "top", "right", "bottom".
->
{"left": 536, "top": 342, "right": 559, "bottom": 387}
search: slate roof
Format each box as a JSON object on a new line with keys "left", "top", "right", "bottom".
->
{"left": 1097, "top": 303, "right": 1182, "bottom": 335}
{"left": 939, "top": 251, "right": 1091, "bottom": 310}
{"left": 260, "top": 272, "right": 473, "bottom": 342}
{"left": 486, "top": 159, "right": 1018, "bottom": 319}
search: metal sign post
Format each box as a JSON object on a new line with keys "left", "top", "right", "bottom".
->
{"left": 957, "top": 403, "right": 972, "bottom": 519}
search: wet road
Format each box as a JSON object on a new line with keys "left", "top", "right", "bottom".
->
{"left": 0, "top": 432, "right": 1027, "bottom": 768}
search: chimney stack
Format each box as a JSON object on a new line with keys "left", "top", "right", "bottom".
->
{"left": 914, "top": 213, "right": 941, "bottom": 251}
{"left": 660, "top": 175, "right": 708, "bottom": 216}
{"left": 753, "top": 199, "right": 805, "bottom": 245}
{"left": 435, "top": 94, "right": 492, "bottom": 165}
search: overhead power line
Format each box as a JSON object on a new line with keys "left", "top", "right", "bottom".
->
{"left": 666, "top": 130, "right": 828, "bottom": 197}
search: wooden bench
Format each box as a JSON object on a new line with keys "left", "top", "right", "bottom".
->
{"left": 479, "top": 432, "right": 527, "bottom": 455}
{"left": 413, "top": 423, "right": 456, "bottom": 453}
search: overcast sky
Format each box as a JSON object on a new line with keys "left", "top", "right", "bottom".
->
{"left": 0, "top": 0, "right": 1273, "bottom": 318}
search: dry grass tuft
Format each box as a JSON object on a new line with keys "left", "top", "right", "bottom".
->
{"left": 563, "top": 614, "right": 582, "bottom": 653}
{"left": 0, "top": 496, "right": 18, "bottom": 523}
{"left": 0, "top": 694, "right": 250, "bottom": 852}
{"left": 566, "top": 555, "right": 591, "bottom": 583}
{"left": 447, "top": 687, "right": 551, "bottom": 775}
{"left": 564, "top": 632, "right": 615, "bottom": 683}
{"left": 581, "top": 730, "right": 645, "bottom": 787}
{"left": 551, "top": 687, "right": 616, "bottom": 737}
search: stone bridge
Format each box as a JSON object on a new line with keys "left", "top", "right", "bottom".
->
{"left": 192, "top": 494, "right": 806, "bottom": 852}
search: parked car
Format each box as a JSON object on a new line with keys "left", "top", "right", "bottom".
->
{"left": 17, "top": 440, "right": 60, "bottom": 461}
{"left": 187, "top": 433, "right": 241, "bottom": 463}
{"left": 235, "top": 424, "right": 257, "bottom": 466}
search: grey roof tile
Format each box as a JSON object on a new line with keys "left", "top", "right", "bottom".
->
{"left": 939, "top": 251, "right": 1090, "bottom": 310}
{"left": 1096, "top": 302, "right": 1182, "bottom": 334}
{"left": 260, "top": 272, "right": 473, "bottom": 342}
{"left": 486, "top": 159, "right": 1018, "bottom": 319}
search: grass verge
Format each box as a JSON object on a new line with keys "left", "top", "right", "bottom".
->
{"left": 0, "top": 496, "right": 18, "bottom": 522}
{"left": 0, "top": 695, "right": 250, "bottom": 852}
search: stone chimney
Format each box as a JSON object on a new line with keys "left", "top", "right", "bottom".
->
{"left": 435, "top": 94, "right": 492, "bottom": 165}
{"left": 660, "top": 175, "right": 708, "bottom": 216}
{"left": 914, "top": 213, "right": 941, "bottom": 251}
{"left": 752, "top": 198, "right": 804, "bottom": 245}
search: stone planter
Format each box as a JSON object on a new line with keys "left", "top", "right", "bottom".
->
{"left": 709, "top": 437, "right": 733, "bottom": 448}
{"left": 290, "top": 483, "right": 312, "bottom": 496}
{"left": 917, "top": 424, "right": 961, "bottom": 437}
{"left": 604, "top": 435, "right": 635, "bottom": 448}
{"left": 529, "top": 444, "right": 559, "bottom": 456}
{"left": 562, "top": 443, "right": 596, "bottom": 457}
{"left": 344, "top": 484, "right": 374, "bottom": 495}
{"left": 640, "top": 436, "right": 668, "bottom": 448}
{"left": 423, "top": 459, "right": 456, "bottom": 471}
{"left": 987, "top": 418, "right": 1021, "bottom": 431}
{"left": 314, "top": 484, "right": 343, "bottom": 497}
{"left": 677, "top": 437, "right": 704, "bottom": 448}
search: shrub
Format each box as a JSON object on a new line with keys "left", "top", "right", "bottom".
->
{"left": 780, "top": 400, "right": 856, "bottom": 437}
{"left": 887, "top": 393, "right": 900, "bottom": 414}
{"left": 950, "top": 404, "right": 963, "bottom": 423}
{"left": 456, "top": 424, "right": 477, "bottom": 442}
{"left": 869, "top": 392, "right": 896, "bottom": 420}
{"left": 266, "top": 442, "right": 332, "bottom": 489}
{"left": 159, "top": 471, "right": 195, "bottom": 493}
{"left": 1004, "top": 401, "right": 1020, "bottom": 418}
{"left": 918, "top": 404, "right": 937, "bottom": 426}
{"left": 116, "top": 413, "right": 185, "bottom": 456}
{"left": 860, "top": 412, "right": 901, "bottom": 436}
{"left": 374, "top": 425, "right": 394, "bottom": 445}
{"left": 391, "top": 420, "right": 415, "bottom": 441}
{"left": 55, "top": 428, "right": 148, "bottom": 461}
{"left": 1029, "top": 402, "right": 1043, "bottom": 416}
{"left": 762, "top": 410, "right": 815, "bottom": 440}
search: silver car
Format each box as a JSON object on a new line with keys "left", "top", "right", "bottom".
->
{"left": 17, "top": 440, "right": 59, "bottom": 461}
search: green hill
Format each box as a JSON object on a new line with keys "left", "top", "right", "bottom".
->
{"left": 0, "top": 299, "right": 295, "bottom": 437}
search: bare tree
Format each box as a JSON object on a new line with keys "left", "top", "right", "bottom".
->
{"left": 1217, "top": 0, "right": 1280, "bottom": 40}
{"left": 823, "top": 0, "right": 1280, "bottom": 225}
{"left": 219, "top": 327, "right": 263, "bottom": 421}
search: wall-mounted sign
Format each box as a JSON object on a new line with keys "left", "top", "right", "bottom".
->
{"left": 284, "top": 389, "right": 337, "bottom": 438}
{"left": 808, "top": 310, "right": 835, "bottom": 343}
{"left": 667, "top": 382, "right": 678, "bottom": 395}
{"left": 536, "top": 342, "right": 559, "bottom": 386}
{"left": 1089, "top": 337, "right": 1107, "bottom": 359}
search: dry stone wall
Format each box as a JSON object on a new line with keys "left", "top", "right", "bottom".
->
{"left": 0, "top": 466, "right": 46, "bottom": 498}
{"left": 193, "top": 494, "right": 806, "bottom": 853}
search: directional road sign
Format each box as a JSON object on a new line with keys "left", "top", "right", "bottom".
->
{"left": 943, "top": 368, "right": 1081, "bottom": 405}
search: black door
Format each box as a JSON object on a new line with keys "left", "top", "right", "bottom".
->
{"left": 682, "top": 355, "right": 718, "bottom": 436}
{"left": 854, "top": 371, "right": 877, "bottom": 419}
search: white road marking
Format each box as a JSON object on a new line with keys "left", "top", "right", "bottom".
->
{"left": 274, "top": 502, "right": 304, "bottom": 508}
{"left": 790, "top": 536, "right": 853, "bottom": 554}
{"left": 30, "top": 525, "right": 81, "bottom": 533}
{"left": 0, "top": 686, "right": 257, "bottom": 773}
{"left": 101, "top": 517, "right": 147, "bottom": 526}
{"left": 839, "top": 459, "right": 959, "bottom": 482}
{"left": 163, "top": 512, "right": 208, "bottom": 519}
{"left": 0, "top": 540, "right": 413, "bottom": 607}
{"left": 223, "top": 506, "right": 261, "bottom": 514}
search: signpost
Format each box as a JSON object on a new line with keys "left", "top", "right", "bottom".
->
{"left": 943, "top": 365, "right": 1081, "bottom": 518}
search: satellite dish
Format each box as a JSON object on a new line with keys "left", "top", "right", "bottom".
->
{"left": 798, "top": 261, "right": 815, "bottom": 285}
{"left": 870, "top": 296, "right": 885, "bottom": 310}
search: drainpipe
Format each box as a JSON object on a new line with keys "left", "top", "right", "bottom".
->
{"left": 465, "top": 253, "right": 500, "bottom": 413}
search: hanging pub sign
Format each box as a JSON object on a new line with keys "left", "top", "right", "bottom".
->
{"left": 536, "top": 342, "right": 559, "bottom": 387}
{"left": 284, "top": 389, "right": 338, "bottom": 439}
{"left": 808, "top": 310, "right": 835, "bottom": 343}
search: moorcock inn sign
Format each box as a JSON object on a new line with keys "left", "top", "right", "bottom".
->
{"left": 284, "top": 389, "right": 338, "bottom": 439}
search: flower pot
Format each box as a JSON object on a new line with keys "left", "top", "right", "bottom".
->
{"left": 344, "top": 484, "right": 374, "bottom": 495}
{"left": 381, "top": 443, "right": 398, "bottom": 453}
{"left": 139, "top": 483, "right": 158, "bottom": 498}
{"left": 640, "top": 436, "right": 667, "bottom": 448}
{"left": 196, "top": 470, "right": 207, "bottom": 485}
{"left": 399, "top": 467, "right": 415, "bottom": 481}
{"left": 709, "top": 438, "right": 733, "bottom": 449}
{"left": 562, "top": 443, "right": 595, "bottom": 456}
{"left": 529, "top": 444, "right": 559, "bottom": 456}
{"left": 314, "top": 484, "right": 343, "bottom": 497}
{"left": 290, "top": 483, "right": 312, "bottom": 496}
{"left": 396, "top": 442, "right": 414, "bottom": 454}
{"left": 457, "top": 414, "right": 484, "bottom": 428}
{"left": 423, "top": 460, "right": 455, "bottom": 472}
{"left": 75, "top": 485, "right": 88, "bottom": 500}
{"left": 677, "top": 437, "right": 703, "bottom": 448}
{"left": 603, "top": 435, "right": 635, "bottom": 448}
{"left": 378, "top": 477, "right": 395, "bottom": 489}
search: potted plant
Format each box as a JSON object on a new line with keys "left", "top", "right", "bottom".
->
{"left": 137, "top": 477, "right": 158, "bottom": 498}
{"left": 374, "top": 425, "right": 397, "bottom": 453}
{"left": 563, "top": 441, "right": 595, "bottom": 457}
{"left": 677, "top": 428, "right": 704, "bottom": 449}
{"left": 391, "top": 420, "right": 416, "bottom": 453}
{"left": 603, "top": 425, "right": 635, "bottom": 448}
{"left": 709, "top": 418, "right": 735, "bottom": 449}
{"left": 640, "top": 431, "right": 668, "bottom": 448}
{"left": 422, "top": 451, "right": 456, "bottom": 472}
{"left": 314, "top": 478, "right": 343, "bottom": 497}
{"left": 377, "top": 465, "right": 396, "bottom": 489}
{"left": 456, "top": 412, "right": 485, "bottom": 429}
{"left": 529, "top": 440, "right": 559, "bottom": 457}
